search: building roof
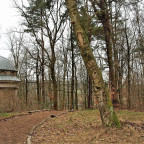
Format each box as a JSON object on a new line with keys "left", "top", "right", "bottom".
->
{"left": 0, "top": 75, "right": 20, "bottom": 82}
{"left": 0, "top": 56, "right": 17, "bottom": 72}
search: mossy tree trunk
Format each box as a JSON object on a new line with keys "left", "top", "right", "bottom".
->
{"left": 66, "top": 0, "right": 121, "bottom": 127}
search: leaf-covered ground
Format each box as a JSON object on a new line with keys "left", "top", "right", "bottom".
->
{"left": 31, "top": 110, "right": 144, "bottom": 144}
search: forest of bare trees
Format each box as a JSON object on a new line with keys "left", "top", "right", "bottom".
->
{"left": 2, "top": 0, "right": 144, "bottom": 126}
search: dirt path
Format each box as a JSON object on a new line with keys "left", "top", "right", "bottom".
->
{"left": 0, "top": 111, "right": 64, "bottom": 144}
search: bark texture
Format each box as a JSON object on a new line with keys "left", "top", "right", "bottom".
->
{"left": 66, "top": 0, "right": 121, "bottom": 127}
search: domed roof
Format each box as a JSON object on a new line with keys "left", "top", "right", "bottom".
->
{"left": 0, "top": 56, "right": 17, "bottom": 71}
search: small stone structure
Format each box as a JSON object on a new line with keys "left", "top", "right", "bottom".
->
{"left": 0, "top": 56, "right": 20, "bottom": 112}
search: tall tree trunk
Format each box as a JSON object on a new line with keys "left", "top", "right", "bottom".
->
{"left": 62, "top": 48, "right": 67, "bottom": 110}
{"left": 118, "top": 58, "right": 123, "bottom": 106}
{"left": 25, "top": 71, "right": 28, "bottom": 104}
{"left": 50, "top": 44, "right": 58, "bottom": 110}
{"left": 125, "top": 25, "right": 131, "bottom": 109}
{"left": 88, "top": 21, "right": 92, "bottom": 109}
{"left": 66, "top": 0, "right": 121, "bottom": 127}
{"left": 70, "top": 25, "right": 75, "bottom": 110}
{"left": 62, "top": 61, "right": 66, "bottom": 110}
{"left": 109, "top": 0, "right": 119, "bottom": 96}
{"left": 48, "top": 69, "right": 53, "bottom": 109}
{"left": 112, "top": 3, "right": 119, "bottom": 104}
{"left": 41, "top": 47, "right": 45, "bottom": 104}
{"left": 36, "top": 51, "right": 40, "bottom": 104}
{"left": 41, "top": 10, "right": 45, "bottom": 104}
{"left": 75, "top": 65, "right": 78, "bottom": 110}
{"left": 25, "top": 51, "right": 28, "bottom": 104}
{"left": 90, "top": 0, "right": 115, "bottom": 103}
{"left": 51, "top": 56, "right": 58, "bottom": 110}
{"left": 67, "top": 67, "right": 70, "bottom": 110}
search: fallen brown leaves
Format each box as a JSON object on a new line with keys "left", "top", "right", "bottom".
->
{"left": 31, "top": 110, "right": 144, "bottom": 144}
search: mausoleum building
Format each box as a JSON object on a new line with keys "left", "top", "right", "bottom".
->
{"left": 0, "top": 56, "right": 20, "bottom": 112}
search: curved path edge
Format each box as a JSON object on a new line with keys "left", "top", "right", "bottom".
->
{"left": 0, "top": 109, "right": 51, "bottom": 122}
{"left": 27, "top": 111, "right": 68, "bottom": 144}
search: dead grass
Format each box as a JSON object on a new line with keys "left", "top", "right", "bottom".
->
{"left": 116, "top": 109, "right": 144, "bottom": 123}
{"left": 31, "top": 110, "right": 144, "bottom": 144}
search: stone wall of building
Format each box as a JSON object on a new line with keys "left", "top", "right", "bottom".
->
{"left": 0, "top": 88, "right": 19, "bottom": 112}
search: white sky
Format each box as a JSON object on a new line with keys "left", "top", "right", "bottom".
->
{"left": 0, "top": 0, "right": 20, "bottom": 58}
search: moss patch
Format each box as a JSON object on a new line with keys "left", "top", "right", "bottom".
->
{"left": 0, "top": 112, "right": 22, "bottom": 120}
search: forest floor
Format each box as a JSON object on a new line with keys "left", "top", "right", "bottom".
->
{"left": 0, "top": 110, "right": 65, "bottom": 144}
{"left": 31, "top": 109, "right": 144, "bottom": 144}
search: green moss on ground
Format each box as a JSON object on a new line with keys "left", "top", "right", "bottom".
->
{"left": 0, "top": 113, "right": 21, "bottom": 120}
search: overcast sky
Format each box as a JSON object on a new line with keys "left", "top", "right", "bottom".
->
{"left": 0, "top": 0, "right": 20, "bottom": 58}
